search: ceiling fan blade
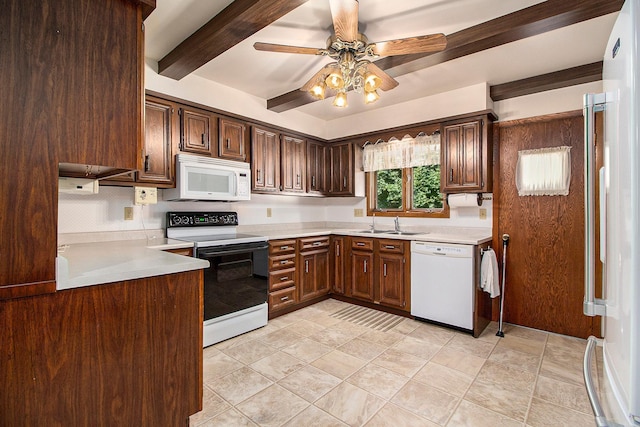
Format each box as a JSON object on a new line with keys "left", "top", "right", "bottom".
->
{"left": 365, "top": 62, "right": 398, "bottom": 91}
{"left": 329, "top": 0, "right": 359, "bottom": 42}
{"left": 371, "top": 33, "right": 447, "bottom": 57}
{"left": 253, "top": 42, "right": 325, "bottom": 55}
{"left": 300, "top": 63, "right": 340, "bottom": 92}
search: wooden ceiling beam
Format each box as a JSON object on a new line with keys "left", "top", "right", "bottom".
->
{"left": 490, "top": 61, "right": 603, "bottom": 101}
{"left": 158, "top": 0, "right": 309, "bottom": 80}
{"left": 267, "top": 0, "right": 623, "bottom": 113}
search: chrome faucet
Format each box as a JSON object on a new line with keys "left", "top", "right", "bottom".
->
{"left": 370, "top": 213, "right": 376, "bottom": 232}
{"left": 394, "top": 216, "right": 400, "bottom": 232}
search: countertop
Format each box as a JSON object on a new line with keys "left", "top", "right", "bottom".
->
{"left": 56, "top": 238, "right": 208, "bottom": 291}
{"left": 250, "top": 227, "right": 492, "bottom": 246}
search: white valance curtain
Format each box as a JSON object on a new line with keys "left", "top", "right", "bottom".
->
{"left": 362, "top": 133, "right": 440, "bottom": 172}
{"left": 515, "top": 146, "right": 572, "bottom": 196}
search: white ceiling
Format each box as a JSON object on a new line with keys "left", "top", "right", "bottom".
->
{"left": 144, "top": 0, "right": 618, "bottom": 121}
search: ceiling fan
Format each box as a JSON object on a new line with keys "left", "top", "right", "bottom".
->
{"left": 254, "top": 0, "right": 447, "bottom": 108}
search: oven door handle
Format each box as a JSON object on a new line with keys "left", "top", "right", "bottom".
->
{"left": 198, "top": 244, "right": 268, "bottom": 257}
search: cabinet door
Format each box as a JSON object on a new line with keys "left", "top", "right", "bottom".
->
{"left": 179, "top": 107, "right": 215, "bottom": 156}
{"left": 252, "top": 127, "right": 280, "bottom": 192}
{"left": 350, "top": 251, "right": 374, "bottom": 301}
{"left": 299, "top": 249, "right": 329, "bottom": 302}
{"left": 442, "top": 120, "right": 483, "bottom": 192}
{"left": 307, "top": 141, "right": 326, "bottom": 194}
{"left": 139, "top": 97, "right": 175, "bottom": 186}
{"left": 329, "top": 143, "right": 353, "bottom": 195}
{"left": 281, "top": 135, "right": 306, "bottom": 192}
{"left": 219, "top": 118, "right": 246, "bottom": 161}
{"left": 332, "top": 237, "right": 345, "bottom": 295}
{"left": 378, "top": 253, "right": 406, "bottom": 309}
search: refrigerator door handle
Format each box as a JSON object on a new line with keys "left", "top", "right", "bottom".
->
{"left": 583, "top": 93, "right": 607, "bottom": 317}
{"left": 584, "top": 337, "right": 624, "bottom": 427}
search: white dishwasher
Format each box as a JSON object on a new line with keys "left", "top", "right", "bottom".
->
{"left": 410, "top": 241, "right": 474, "bottom": 331}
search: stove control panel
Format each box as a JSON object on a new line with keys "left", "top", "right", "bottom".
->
{"left": 167, "top": 212, "right": 239, "bottom": 228}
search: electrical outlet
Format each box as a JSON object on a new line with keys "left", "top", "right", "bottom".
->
{"left": 124, "top": 206, "right": 134, "bottom": 221}
{"left": 354, "top": 208, "right": 363, "bottom": 217}
{"left": 134, "top": 186, "right": 157, "bottom": 205}
{"left": 479, "top": 208, "right": 487, "bottom": 220}
{"left": 266, "top": 208, "right": 272, "bottom": 218}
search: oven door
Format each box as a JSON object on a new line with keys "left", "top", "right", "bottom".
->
{"left": 196, "top": 241, "right": 268, "bottom": 322}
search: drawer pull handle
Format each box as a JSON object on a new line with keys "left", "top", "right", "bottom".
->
{"left": 384, "top": 245, "right": 396, "bottom": 249}
{"left": 280, "top": 246, "right": 289, "bottom": 250}
{"left": 280, "top": 260, "right": 288, "bottom": 264}
{"left": 364, "top": 259, "right": 367, "bottom": 273}
{"left": 280, "top": 296, "right": 289, "bottom": 301}
{"left": 312, "top": 241, "right": 322, "bottom": 246}
{"left": 356, "top": 242, "right": 365, "bottom": 247}
{"left": 280, "top": 276, "right": 288, "bottom": 281}
{"left": 383, "top": 263, "right": 387, "bottom": 277}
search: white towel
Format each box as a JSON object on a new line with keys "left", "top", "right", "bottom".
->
{"left": 480, "top": 248, "right": 500, "bottom": 298}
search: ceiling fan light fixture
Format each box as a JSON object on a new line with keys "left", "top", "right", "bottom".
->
{"left": 364, "top": 89, "right": 379, "bottom": 104}
{"left": 364, "top": 73, "right": 381, "bottom": 92}
{"left": 309, "top": 80, "right": 326, "bottom": 99}
{"left": 325, "top": 72, "right": 344, "bottom": 90}
{"left": 333, "top": 90, "right": 348, "bottom": 108}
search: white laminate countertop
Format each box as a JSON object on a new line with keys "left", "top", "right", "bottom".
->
{"left": 253, "top": 227, "right": 492, "bottom": 245}
{"left": 56, "top": 238, "right": 208, "bottom": 291}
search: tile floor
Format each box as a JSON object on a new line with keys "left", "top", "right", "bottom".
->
{"left": 189, "top": 299, "right": 595, "bottom": 426}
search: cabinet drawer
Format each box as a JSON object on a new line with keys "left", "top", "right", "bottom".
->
{"left": 299, "top": 236, "right": 329, "bottom": 251}
{"left": 351, "top": 237, "right": 374, "bottom": 251}
{"left": 269, "top": 239, "right": 297, "bottom": 255}
{"left": 269, "top": 253, "right": 296, "bottom": 270}
{"left": 270, "top": 287, "right": 297, "bottom": 311}
{"left": 269, "top": 267, "right": 296, "bottom": 291}
{"left": 377, "top": 239, "right": 404, "bottom": 254}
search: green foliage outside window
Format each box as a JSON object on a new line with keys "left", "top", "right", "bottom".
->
{"left": 412, "top": 165, "right": 443, "bottom": 209}
{"left": 376, "top": 169, "right": 402, "bottom": 209}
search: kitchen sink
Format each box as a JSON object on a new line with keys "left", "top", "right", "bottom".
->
{"left": 387, "top": 231, "right": 424, "bottom": 236}
{"left": 354, "top": 229, "right": 394, "bottom": 234}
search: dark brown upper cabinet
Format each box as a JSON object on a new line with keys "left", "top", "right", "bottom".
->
{"left": 281, "top": 134, "right": 306, "bottom": 193}
{"left": 179, "top": 106, "right": 216, "bottom": 156}
{"left": 328, "top": 143, "right": 354, "bottom": 196}
{"left": 219, "top": 118, "right": 247, "bottom": 161}
{"left": 251, "top": 126, "right": 280, "bottom": 193}
{"left": 138, "top": 96, "right": 176, "bottom": 186}
{"left": 307, "top": 141, "right": 327, "bottom": 195}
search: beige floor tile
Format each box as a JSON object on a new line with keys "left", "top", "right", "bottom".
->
{"left": 338, "top": 338, "right": 388, "bottom": 361}
{"left": 431, "top": 346, "right": 486, "bottom": 377}
{"left": 488, "top": 346, "right": 542, "bottom": 374}
{"left": 534, "top": 375, "right": 592, "bottom": 414}
{"left": 446, "top": 399, "right": 522, "bottom": 427}
{"left": 388, "top": 318, "right": 421, "bottom": 335}
{"left": 347, "top": 364, "right": 409, "bottom": 400}
{"left": 526, "top": 397, "right": 594, "bottom": 427}
{"left": 197, "top": 408, "right": 258, "bottom": 427}
{"left": 221, "top": 339, "right": 278, "bottom": 365}
{"left": 371, "top": 348, "right": 427, "bottom": 377}
{"left": 391, "top": 380, "right": 459, "bottom": 425}
{"left": 312, "top": 349, "right": 367, "bottom": 379}
{"left": 332, "top": 319, "right": 372, "bottom": 335}
{"left": 313, "top": 298, "right": 351, "bottom": 313}
{"left": 392, "top": 335, "right": 443, "bottom": 360}
{"left": 236, "top": 384, "right": 309, "bottom": 427}
{"left": 539, "top": 345, "right": 584, "bottom": 386}
{"left": 359, "top": 329, "right": 405, "bottom": 347}
{"left": 309, "top": 325, "right": 361, "bottom": 347}
{"left": 282, "top": 405, "right": 347, "bottom": 426}
{"left": 465, "top": 378, "right": 532, "bottom": 422}
{"left": 278, "top": 365, "right": 341, "bottom": 402}
{"left": 495, "top": 334, "right": 546, "bottom": 356}
{"left": 475, "top": 360, "right": 537, "bottom": 392}
{"left": 365, "top": 403, "right": 439, "bottom": 427}
{"left": 445, "top": 334, "right": 497, "bottom": 358}
{"left": 282, "top": 319, "right": 327, "bottom": 337}
{"left": 249, "top": 351, "right": 306, "bottom": 381}
{"left": 475, "top": 322, "right": 502, "bottom": 344}
{"left": 315, "top": 382, "right": 386, "bottom": 426}
{"left": 304, "top": 310, "right": 344, "bottom": 327}
{"left": 281, "top": 337, "right": 333, "bottom": 363}
{"left": 266, "top": 313, "right": 301, "bottom": 328}
{"left": 202, "top": 351, "right": 244, "bottom": 383}
{"left": 500, "top": 323, "right": 549, "bottom": 343}
{"left": 408, "top": 322, "right": 457, "bottom": 346}
{"left": 413, "top": 362, "right": 474, "bottom": 397}
{"left": 209, "top": 366, "right": 273, "bottom": 405}
{"left": 189, "top": 386, "right": 231, "bottom": 426}
{"left": 546, "top": 333, "right": 587, "bottom": 353}
{"left": 258, "top": 328, "right": 305, "bottom": 349}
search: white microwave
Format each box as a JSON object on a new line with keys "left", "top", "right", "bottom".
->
{"left": 164, "top": 154, "right": 251, "bottom": 201}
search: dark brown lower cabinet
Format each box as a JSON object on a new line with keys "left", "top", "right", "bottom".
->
{"left": 298, "top": 236, "right": 330, "bottom": 303}
{"left": 0, "top": 270, "right": 203, "bottom": 426}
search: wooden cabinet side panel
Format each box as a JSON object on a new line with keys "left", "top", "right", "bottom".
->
{"left": 0, "top": 271, "right": 203, "bottom": 426}
{"left": 56, "top": 0, "right": 142, "bottom": 169}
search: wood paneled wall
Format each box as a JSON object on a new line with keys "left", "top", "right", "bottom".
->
{"left": 494, "top": 111, "right": 599, "bottom": 338}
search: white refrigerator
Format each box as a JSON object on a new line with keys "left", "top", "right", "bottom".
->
{"left": 583, "top": 1, "right": 640, "bottom": 426}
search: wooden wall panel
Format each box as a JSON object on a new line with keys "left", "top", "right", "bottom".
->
{"left": 495, "top": 112, "right": 599, "bottom": 338}
{"left": 0, "top": 271, "right": 203, "bottom": 426}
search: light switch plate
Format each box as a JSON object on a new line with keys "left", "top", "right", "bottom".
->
{"left": 124, "top": 206, "right": 134, "bottom": 221}
{"left": 266, "top": 208, "right": 272, "bottom": 217}
{"left": 354, "top": 208, "right": 363, "bottom": 217}
{"left": 134, "top": 186, "right": 157, "bottom": 205}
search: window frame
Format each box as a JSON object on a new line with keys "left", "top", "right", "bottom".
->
{"left": 366, "top": 167, "right": 450, "bottom": 218}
